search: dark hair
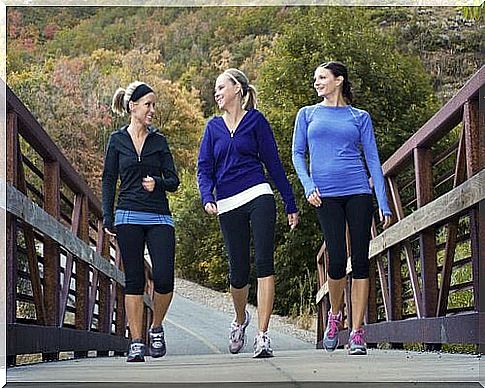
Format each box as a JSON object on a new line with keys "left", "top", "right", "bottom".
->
{"left": 221, "top": 68, "right": 257, "bottom": 110}
{"left": 319, "top": 61, "right": 353, "bottom": 104}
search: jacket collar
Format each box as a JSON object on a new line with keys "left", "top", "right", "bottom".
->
{"left": 120, "top": 124, "right": 159, "bottom": 134}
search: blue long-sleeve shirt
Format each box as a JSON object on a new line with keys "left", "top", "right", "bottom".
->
{"left": 292, "top": 104, "right": 391, "bottom": 216}
{"left": 197, "top": 108, "right": 298, "bottom": 214}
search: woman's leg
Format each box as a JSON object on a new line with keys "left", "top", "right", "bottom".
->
{"left": 116, "top": 224, "right": 146, "bottom": 341}
{"left": 345, "top": 194, "right": 374, "bottom": 331}
{"left": 249, "top": 195, "right": 276, "bottom": 333}
{"left": 145, "top": 224, "right": 176, "bottom": 328}
{"left": 315, "top": 197, "right": 348, "bottom": 351}
{"left": 219, "top": 207, "right": 251, "bottom": 354}
{"left": 315, "top": 197, "right": 348, "bottom": 314}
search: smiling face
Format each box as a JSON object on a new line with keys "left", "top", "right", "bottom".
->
{"left": 313, "top": 67, "right": 343, "bottom": 99}
{"left": 214, "top": 74, "right": 241, "bottom": 111}
{"left": 130, "top": 92, "right": 156, "bottom": 126}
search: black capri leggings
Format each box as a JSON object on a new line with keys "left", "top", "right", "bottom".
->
{"left": 116, "top": 224, "right": 175, "bottom": 295}
{"left": 315, "top": 194, "right": 374, "bottom": 280}
{"left": 218, "top": 194, "right": 276, "bottom": 289}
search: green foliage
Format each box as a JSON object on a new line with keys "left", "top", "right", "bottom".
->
{"left": 171, "top": 171, "right": 228, "bottom": 291}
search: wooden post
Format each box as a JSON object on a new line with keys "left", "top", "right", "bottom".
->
{"left": 464, "top": 98, "right": 483, "bottom": 353}
{"left": 96, "top": 222, "right": 111, "bottom": 357}
{"left": 414, "top": 147, "right": 439, "bottom": 349}
{"left": 437, "top": 125, "right": 467, "bottom": 317}
{"left": 388, "top": 245, "right": 403, "bottom": 349}
{"left": 42, "top": 160, "right": 61, "bottom": 361}
{"left": 367, "top": 259, "right": 378, "bottom": 349}
{"left": 6, "top": 120, "right": 17, "bottom": 366}
{"left": 477, "top": 86, "right": 485, "bottom": 354}
{"left": 6, "top": 112, "right": 18, "bottom": 332}
{"left": 74, "top": 195, "right": 90, "bottom": 359}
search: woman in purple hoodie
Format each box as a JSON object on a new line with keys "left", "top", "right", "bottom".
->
{"left": 197, "top": 68, "right": 299, "bottom": 358}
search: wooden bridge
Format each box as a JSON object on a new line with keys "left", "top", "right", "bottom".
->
{"left": 2, "top": 66, "right": 485, "bottom": 386}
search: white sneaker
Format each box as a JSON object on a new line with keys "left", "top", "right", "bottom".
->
{"left": 253, "top": 331, "right": 273, "bottom": 358}
{"left": 229, "top": 310, "right": 250, "bottom": 354}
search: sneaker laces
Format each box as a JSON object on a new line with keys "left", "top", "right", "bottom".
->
{"left": 255, "top": 332, "right": 270, "bottom": 348}
{"left": 351, "top": 328, "right": 365, "bottom": 346}
{"left": 130, "top": 342, "right": 144, "bottom": 355}
{"left": 327, "top": 312, "right": 341, "bottom": 337}
{"left": 230, "top": 322, "right": 243, "bottom": 342}
{"left": 150, "top": 332, "right": 164, "bottom": 348}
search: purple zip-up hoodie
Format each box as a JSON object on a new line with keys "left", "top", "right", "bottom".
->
{"left": 197, "top": 109, "right": 298, "bottom": 214}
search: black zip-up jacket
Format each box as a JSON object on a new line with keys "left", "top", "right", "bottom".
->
{"left": 102, "top": 125, "right": 180, "bottom": 231}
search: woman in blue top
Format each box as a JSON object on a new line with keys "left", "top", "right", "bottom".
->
{"left": 197, "top": 68, "right": 299, "bottom": 358}
{"left": 292, "top": 61, "right": 392, "bottom": 355}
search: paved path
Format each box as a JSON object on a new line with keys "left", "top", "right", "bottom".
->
{"left": 6, "top": 293, "right": 484, "bottom": 387}
{"left": 165, "top": 294, "right": 312, "bottom": 355}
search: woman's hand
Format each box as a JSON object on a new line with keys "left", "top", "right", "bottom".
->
{"left": 104, "top": 227, "right": 116, "bottom": 237}
{"left": 288, "top": 212, "right": 299, "bottom": 230}
{"left": 380, "top": 210, "right": 392, "bottom": 229}
{"left": 307, "top": 188, "right": 322, "bottom": 207}
{"left": 142, "top": 175, "right": 155, "bottom": 192}
{"left": 204, "top": 202, "right": 218, "bottom": 215}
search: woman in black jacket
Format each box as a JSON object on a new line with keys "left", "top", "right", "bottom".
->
{"left": 102, "top": 81, "right": 180, "bottom": 362}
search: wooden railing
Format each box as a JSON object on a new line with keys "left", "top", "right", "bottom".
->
{"left": 315, "top": 66, "right": 484, "bottom": 349}
{"left": 5, "top": 83, "right": 155, "bottom": 365}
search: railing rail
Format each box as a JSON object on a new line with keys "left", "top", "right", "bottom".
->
{"left": 5, "top": 82, "right": 155, "bottom": 365}
{"left": 315, "top": 66, "right": 484, "bottom": 349}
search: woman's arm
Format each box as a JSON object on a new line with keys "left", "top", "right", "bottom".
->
{"left": 102, "top": 134, "right": 119, "bottom": 231}
{"left": 196, "top": 124, "right": 216, "bottom": 207}
{"left": 292, "top": 107, "right": 316, "bottom": 198}
{"left": 154, "top": 136, "right": 180, "bottom": 192}
{"left": 360, "top": 111, "right": 392, "bottom": 216}
{"left": 256, "top": 113, "right": 298, "bottom": 214}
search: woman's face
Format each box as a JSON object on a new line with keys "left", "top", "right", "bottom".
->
{"left": 214, "top": 74, "right": 241, "bottom": 111}
{"left": 130, "top": 92, "right": 156, "bottom": 126}
{"left": 313, "top": 67, "right": 342, "bottom": 98}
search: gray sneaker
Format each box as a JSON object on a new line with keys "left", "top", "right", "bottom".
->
{"left": 253, "top": 332, "right": 273, "bottom": 358}
{"left": 348, "top": 328, "right": 367, "bottom": 355}
{"left": 149, "top": 325, "right": 166, "bottom": 358}
{"left": 127, "top": 340, "right": 145, "bottom": 362}
{"left": 323, "top": 311, "right": 341, "bottom": 352}
{"left": 229, "top": 310, "right": 250, "bottom": 354}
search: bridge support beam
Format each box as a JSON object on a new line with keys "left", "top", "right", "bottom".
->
{"left": 414, "top": 147, "right": 439, "bottom": 350}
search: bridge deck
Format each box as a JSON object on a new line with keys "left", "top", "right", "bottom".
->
{"left": 6, "top": 348, "right": 482, "bottom": 387}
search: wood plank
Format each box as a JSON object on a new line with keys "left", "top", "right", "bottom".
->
{"left": 414, "top": 147, "right": 438, "bottom": 319}
{"left": 382, "top": 65, "right": 484, "bottom": 176}
{"left": 376, "top": 257, "right": 390, "bottom": 321}
{"left": 437, "top": 126, "right": 467, "bottom": 317}
{"left": 464, "top": 100, "right": 480, "bottom": 179}
{"left": 6, "top": 213, "right": 18, "bottom": 325}
{"left": 369, "top": 168, "right": 485, "bottom": 258}
{"left": 43, "top": 160, "right": 61, "bottom": 328}
{"left": 6, "top": 112, "right": 18, "bottom": 325}
{"left": 59, "top": 194, "right": 82, "bottom": 325}
{"left": 75, "top": 195, "right": 90, "bottom": 335}
{"left": 5, "top": 183, "right": 125, "bottom": 285}
{"left": 17, "top": 149, "right": 46, "bottom": 325}
{"left": 362, "top": 311, "right": 481, "bottom": 344}
{"left": 7, "top": 323, "right": 129, "bottom": 355}
{"left": 388, "top": 177, "right": 423, "bottom": 318}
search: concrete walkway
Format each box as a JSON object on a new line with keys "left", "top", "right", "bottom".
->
{"left": 6, "top": 293, "right": 484, "bottom": 387}
{"left": 6, "top": 349, "right": 483, "bottom": 387}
